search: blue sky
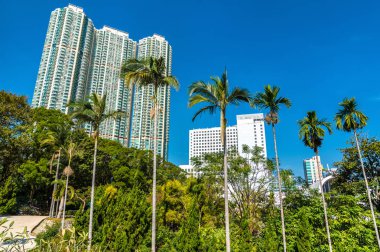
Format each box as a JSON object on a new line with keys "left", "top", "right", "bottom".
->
{"left": 1, "top": 0, "right": 380, "bottom": 177}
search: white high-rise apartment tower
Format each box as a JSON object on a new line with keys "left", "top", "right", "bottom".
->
{"left": 87, "top": 26, "right": 137, "bottom": 145}
{"left": 130, "top": 34, "right": 173, "bottom": 160}
{"left": 32, "top": 4, "right": 95, "bottom": 113}
{"left": 32, "top": 5, "right": 175, "bottom": 155}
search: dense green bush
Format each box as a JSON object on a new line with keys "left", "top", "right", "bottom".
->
{"left": 35, "top": 221, "right": 60, "bottom": 243}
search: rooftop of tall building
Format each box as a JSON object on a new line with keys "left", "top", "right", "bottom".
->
{"left": 67, "top": 4, "right": 84, "bottom": 13}
{"left": 101, "top": 26, "right": 130, "bottom": 37}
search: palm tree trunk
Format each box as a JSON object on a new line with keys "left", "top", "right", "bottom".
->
{"left": 354, "top": 130, "right": 380, "bottom": 248}
{"left": 315, "top": 149, "right": 332, "bottom": 252}
{"left": 221, "top": 109, "right": 230, "bottom": 252}
{"left": 151, "top": 102, "right": 158, "bottom": 252}
{"left": 88, "top": 136, "right": 98, "bottom": 251}
{"left": 56, "top": 196, "right": 64, "bottom": 219}
{"left": 125, "top": 85, "right": 134, "bottom": 146}
{"left": 272, "top": 124, "right": 287, "bottom": 252}
{"left": 50, "top": 149, "right": 61, "bottom": 217}
{"left": 61, "top": 175, "right": 69, "bottom": 230}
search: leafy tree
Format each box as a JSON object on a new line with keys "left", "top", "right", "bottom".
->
{"left": 70, "top": 93, "right": 122, "bottom": 250}
{"left": 335, "top": 97, "right": 380, "bottom": 248}
{"left": 298, "top": 110, "right": 333, "bottom": 252}
{"left": 0, "top": 177, "right": 19, "bottom": 214}
{"left": 252, "top": 84, "right": 291, "bottom": 251}
{"left": 18, "top": 159, "right": 50, "bottom": 205}
{"left": 335, "top": 138, "right": 380, "bottom": 183}
{"left": 189, "top": 69, "right": 251, "bottom": 252}
{"left": 228, "top": 145, "right": 273, "bottom": 235}
{"left": 0, "top": 91, "right": 31, "bottom": 184}
{"left": 121, "top": 57, "right": 179, "bottom": 251}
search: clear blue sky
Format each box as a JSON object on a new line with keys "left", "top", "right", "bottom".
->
{"left": 1, "top": 0, "right": 380, "bottom": 177}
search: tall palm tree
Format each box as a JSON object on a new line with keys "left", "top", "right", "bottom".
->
{"left": 335, "top": 97, "right": 380, "bottom": 248}
{"left": 61, "top": 166, "right": 74, "bottom": 230}
{"left": 61, "top": 141, "right": 82, "bottom": 230}
{"left": 252, "top": 84, "right": 291, "bottom": 252}
{"left": 41, "top": 124, "right": 71, "bottom": 217}
{"left": 189, "top": 69, "right": 251, "bottom": 252}
{"left": 120, "top": 57, "right": 179, "bottom": 251}
{"left": 70, "top": 93, "right": 122, "bottom": 251}
{"left": 53, "top": 179, "right": 74, "bottom": 219}
{"left": 298, "top": 111, "right": 333, "bottom": 252}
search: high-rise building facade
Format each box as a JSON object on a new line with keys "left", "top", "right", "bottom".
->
{"left": 87, "top": 26, "right": 137, "bottom": 145}
{"left": 32, "top": 5, "right": 175, "bottom": 157}
{"left": 188, "top": 113, "right": 266, "bottom": 165}
{"left": 130, "top": 34, "right": 172, "bottom": 160}
{"left": 189, "top": 126, "right": 238, "bottom": 165}
{"left": 236, "top": 114, "right": 267, "bottom": 158}
{"left": 32, "top": 4, "right": 95, "bottom": 113}
{"left": 303, "top": 156, "right": 322, "bottom": 185}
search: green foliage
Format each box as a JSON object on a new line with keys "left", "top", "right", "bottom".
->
{"left": 0, "top": 177, "right": 19, "bottom": 214}
{"left": 252, "top": 84, "right": 291, "bottom": 125}
{"left": 33, "top": 227, "right": 99, "bottom": 252}
{"left": 35, "top": 221, "right": 60, "bottom": 243}
{"left": 2, "top": 90, "right": 380, "bottom": 251}
{"left": 74, "top": 185, "right": 151, "bottom": 251}
{"left": 335, "top": 137, "right": 380, "bottom": 182}
{"left": 18, "top": 159, "right": 50, "bottom": 204}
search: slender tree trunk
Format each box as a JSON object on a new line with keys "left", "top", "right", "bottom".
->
{"left": 354, "top": 130, "right": 380, "bottom": 249}
{"left": 272, "top": 124, "right": 286, "bottom": 252}
{"left": 61, "top": 175, "right": 69, "bottom": 230}
{"left": 125, "top": 85, "right": 134, "bottom": 146}
{"left": 221, "top": 110, "right": 230, "bottom": 252}
{"left": 315, "top": 149, "right": 332, "bottom": 252}
{"left": 50, "top": 149, "right": 61, "bottom": 217}
{"left": 88, "top": 136, "right": 98, "bottom": 251}
{"left": 56, "top": 196, "right": 64, "bottom": 219}
{"left": 152, "top": 102, "right": 158, "bottom": 252}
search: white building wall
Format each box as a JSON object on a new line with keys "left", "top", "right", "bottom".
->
{"left": 189, "top": 126, "right": 238, "bottom": 165}
{"left": 130, "top": 34, "right": 172, "bottom": 159}
{"left": 236, "top": 113, "right": 267, "bottom": 158}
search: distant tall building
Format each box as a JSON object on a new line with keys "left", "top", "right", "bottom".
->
{"left": 32, "top": 5, "right": 175, "bottom": 154}
{"left": 32, "top": 4, "right": 95, "bottom": 113}
{"left": 130, "top": 34, "right": 172, "bottom": 159}
{"left": 236, "top": 114, "right": 267, "bottom": 158}
{"left": 87, "top": 26, "right": 137, "bottom": 145}
{"left": 188, "top": 113, "right": 266, "bottom": 165}
{"left": 303, "top": 156, "right": 322, "bottom": 185}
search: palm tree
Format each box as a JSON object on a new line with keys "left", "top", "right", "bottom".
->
{"left": 61, "top": 141, "right": 82, "bottom": 230}
{"left": 189, "top": 69, "right": 251, "bottom": 252}
{"left": 70, "top": 93, "right": 122, "bottom": 251}
{"left": 53, "top": 179, "right": 74, "bottom": 219}
{"left": 252, "top": 84, "right": 291, "bottom": 251}
{"left": 41, "top": 124, "right": 71, "bottom": 217}
{"left": 298, "top": 111, "right": 333, "bottom": 252}
{"left": 335, "top": 97, "right": 380, "bottom": 248}
{"left": 121, "top": 57, "right": 179, "bottom": 251}
{"left": 61, "top": 166, "right": 74, "bottom": 230}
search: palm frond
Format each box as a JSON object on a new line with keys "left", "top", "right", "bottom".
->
{"left": 227, "top": 87, "right": 252, "bottom": 105}
{"left": 298, "top": 111, "right": 332, "bottom": 151}
{"left": 192, "top": 105, "right": 218, "bottom": 122}
{"left": 335, "top": 97, "right": 368, "bottom": 132}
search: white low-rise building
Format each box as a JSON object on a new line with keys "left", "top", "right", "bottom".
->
{"left": 180, "top": 113, "right": 267, "bottom": 177}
